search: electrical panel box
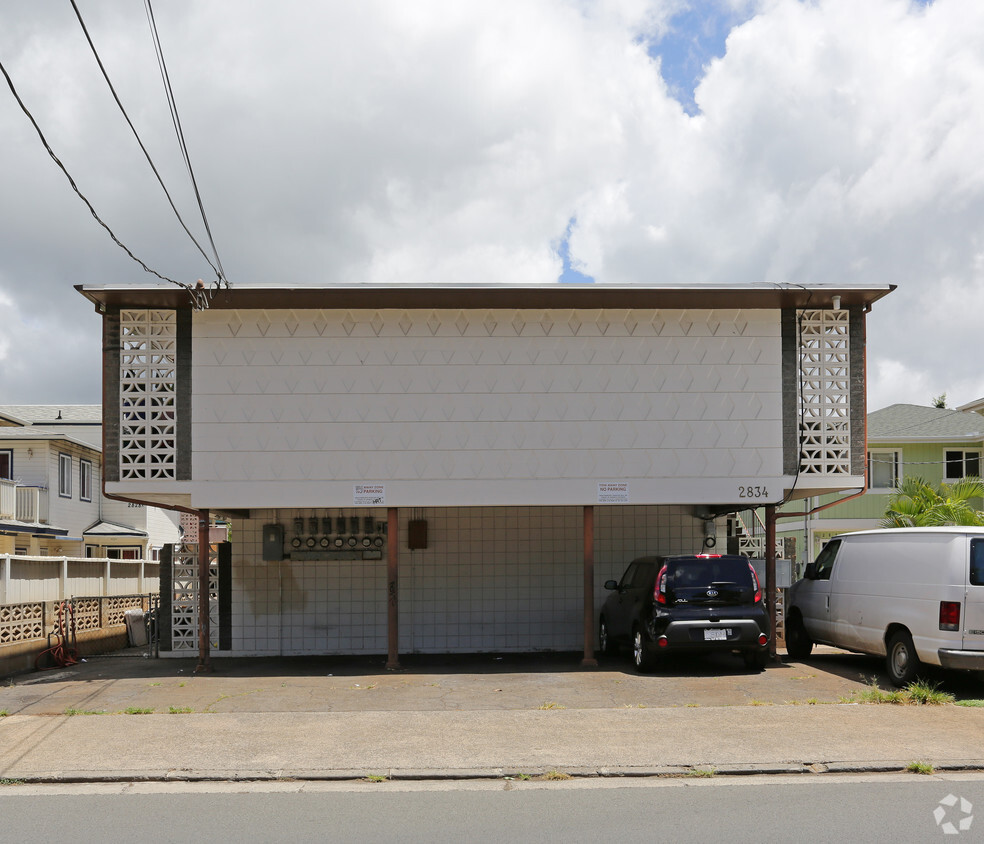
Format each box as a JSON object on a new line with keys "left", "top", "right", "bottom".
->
{"left": 262, "top": 523, "right": 284, "bottom": 561}
{"left": 408, "top": 519, "right": 428, "bottom": 550}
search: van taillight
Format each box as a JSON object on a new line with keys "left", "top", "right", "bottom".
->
{"left": 940, "top": 601, "right": 961, "bottom": 632}
{"left": 748, "top": 562, "right": 762, "bottom": 604}
{"left": 654, "top": 565, "right": 668, "bottom": 605}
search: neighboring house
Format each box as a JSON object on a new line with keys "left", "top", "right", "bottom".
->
{"left": 76, "top": 282, "right": 893, "bottom": 662}
{"left": 0, "top": 405, "right": 181, "bottom": 559}
{"left": 776, "top": 403, "right": 984, "bottom": 566}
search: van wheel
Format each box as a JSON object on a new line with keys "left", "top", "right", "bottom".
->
{"left": 633, "top": 627, "right": 658, "bottom": 673}
{"left": 784, "top": 614, "right": 814, "bottom": 660}
{"left": 599, "top": 618, "right": 616, "bottom": 655}
{"left": 887, "top": 630, "right": 920, "bottom": 687}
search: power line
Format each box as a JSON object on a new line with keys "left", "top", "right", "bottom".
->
{"left": 144, "top": 0, "right": 229, "bottom": 287}
{"left": 0, "top": 53, "right": 187, "bottom": 290}
{"left": 69, "top": 0, "right": 224, "bottom": 283}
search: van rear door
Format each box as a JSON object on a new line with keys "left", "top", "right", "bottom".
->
{"left": 964, "top": 538, "right": 984, "bottom": 651}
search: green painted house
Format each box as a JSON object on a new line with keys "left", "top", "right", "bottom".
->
{"left": 774, "top": 402, "right": 984, "bottom": 569}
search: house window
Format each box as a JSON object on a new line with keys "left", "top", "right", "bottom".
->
{"left": 106, "top": 546, "right": 141, "bottom": 560}
{"left": 867, "top": 449, "right": 901, "bottom": 490}
{"left": 58, "top": 453, "right": 72, "bottom": 498}
{"left": 945, "top": 450, "right": 982, "bottom": 481}
{"left": 80, "top": 459, "right": 93, "bottom": 502}
{"left": 0, "top": 449, "right": 11, "bottom": 480}
{"left": 85, "top": 545, "right": 98, "bottom": 558}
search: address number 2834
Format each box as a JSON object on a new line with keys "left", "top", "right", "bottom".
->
{"left": 737, "top": 485, "right": 770, "bottom": 499}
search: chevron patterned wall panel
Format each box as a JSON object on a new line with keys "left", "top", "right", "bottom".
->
{"left": 192, "top": 308, "right": 784, "bottom": 507}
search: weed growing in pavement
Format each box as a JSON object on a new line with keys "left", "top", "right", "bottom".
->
{"left": 539, "top": 770, "right": 572, "bottom": 781}
{"left": 122, "top": 707, "right": 154, "bottom": 715}
{"left": 685, "top": 703, "right": 700, "bottom": 708}
{"left": 537, "top": 701, "right": 566, "bottom": 710}
{"left": 749, "top": 700, "right": 773, "bottom": 706}
{"left": 168, "top": 706, "right": 193, "bottom": 714}
{"left": 905, "top": 679, "right": 955, "bottom": 705}
{"left": 0, "top": 779, "right": 24, "bottom": 785}
{"left": 686, "top": 769, "right": 716, "bottom": 778}
{"left": 905, "top": 761, "right": 934, "bottom": 775}
{"left": 842, "top": 679, "right": 954, "bottom": 706}
{"left": 955, "top": 700, "right": 984, "bottom": 707}
{"left": 365, "top": 774, "right": 388, "bottom": 783}
{"left": 64, "top": 708, "right": 105, "bottom": 716}
{"left": 0, "top": 710, "right": 9, "bottom": 717}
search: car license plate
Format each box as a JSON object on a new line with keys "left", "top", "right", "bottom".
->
{"left": 703, "top": 628, "right": 730, "bottom": 641}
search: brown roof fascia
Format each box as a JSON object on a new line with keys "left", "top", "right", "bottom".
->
{"left": 75, "top": 283, "right": 896, "bottom": 312}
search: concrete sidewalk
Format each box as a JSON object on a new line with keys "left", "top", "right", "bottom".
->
{"left": 2, "top": 649, "right": 983, "bottom": 782}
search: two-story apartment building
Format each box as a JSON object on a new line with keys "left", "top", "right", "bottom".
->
{"left": 776, "top": 402, "right": 984, "bottom": 565}
{"left": 76, "top": 282, "right": 893, "bottom": 664}
{"left": 0, "top": 405, "right": 181, "bottom": 559}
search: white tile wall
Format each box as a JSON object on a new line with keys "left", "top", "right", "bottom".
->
{"left": 227, "top": 504, "right": 709, "bottom": 655}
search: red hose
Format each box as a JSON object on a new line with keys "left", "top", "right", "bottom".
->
{"left": 35, "top": 600, "right": 80, "bottom": 670}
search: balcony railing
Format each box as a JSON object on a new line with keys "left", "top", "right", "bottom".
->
{"left": 15, "top": 486, "right": 48, "bottom": 524}
{"left": 0, "top": 479, "right": 14, "bottom": 519}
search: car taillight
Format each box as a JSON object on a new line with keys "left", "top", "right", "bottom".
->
{"left": 748, "top": 562, "right": 762, "bottom": 603}
{"left": 940, "top": 601, "right": 961, "bottom": 632}
{"left": 654, "top": 564, "right": 668, "bottom": 605}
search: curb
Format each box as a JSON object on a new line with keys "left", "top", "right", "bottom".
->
{"left": 5, "top": 761, "right": 983, "bottom": 785}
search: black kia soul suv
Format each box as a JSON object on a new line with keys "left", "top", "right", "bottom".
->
{"left": 599, "top": 554, "right": 770, "bottom": 672}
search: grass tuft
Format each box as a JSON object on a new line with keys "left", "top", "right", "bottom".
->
{"left": 168, "top": 706, "right": 193, "bottom": 714}
{"left": 122, "top": 707, "right": 154, "bottom": 715}
{"left": 841, "top": 679, "right": 953, "bottom": 706}
{"left": 955, "top": 700, "right": 984, "bottom": 707}
{"left": 365, "top": 774, "right": 387, "bottom": 783}
{"left": 64, "top": 708, "right": 105, "bottom": 716}
{"left": 0, "top": 710, "right": 9, "bottom": 717}
{"left": 539, "top": 770, "right": 572, "bottom": 781}
{"left": 537, "top": 701, "right": 566, "bottom": 710}
{"left": 904, "top": 679, "right": 955, "bottom": 705}
{"left": 686, "top": 768, "right": 716, "bottom": 778}
{"left": 905, "top": 761, "right": 934, "bottom": 775}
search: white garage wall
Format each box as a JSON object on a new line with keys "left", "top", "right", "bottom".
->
{"left": 228, "top": 505, "right": 708, "bottom": 656}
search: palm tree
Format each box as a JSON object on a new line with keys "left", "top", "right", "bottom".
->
{"left": 881, "top": 476, "right": 984, "bottom": 528}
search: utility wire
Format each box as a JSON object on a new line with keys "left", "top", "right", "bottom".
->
{"left": 0, "top": 54, "right": 186, "bottom": 289}
{"left": 144, "top": 0, "right": 229, "bottom": 287}
{"left": 69, "top": 0, "right": 223, "bottom": 282}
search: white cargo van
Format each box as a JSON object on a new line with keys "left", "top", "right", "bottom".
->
{"left": 785, "top": 527, "right": 984, "bottom": 686}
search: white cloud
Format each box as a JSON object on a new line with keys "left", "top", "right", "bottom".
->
{"left": 0, "top": 0, "right": 982, "bottom": 409}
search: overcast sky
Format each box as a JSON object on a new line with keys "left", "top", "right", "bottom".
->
{"left": 1, "top": 0, "right": 981, "bottom": 413}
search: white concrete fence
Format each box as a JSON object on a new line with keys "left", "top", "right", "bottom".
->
{"left": 0, "top": 555, "right": 160, "bottom": 605}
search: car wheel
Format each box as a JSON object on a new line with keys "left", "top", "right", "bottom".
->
{"left": 887, "top": 629, "right": 920, "bottom": 687}
{"left": 743, "top": 650, "right": 767, "bottom": 672}
{"left": 632, "top": 626, "right": 657, "bottom": 672}
{"left": 784, "top": 613, "right": 814, "bottom": 660}
{"left": 599, "top": 618, "right": 616, "bottom": 655}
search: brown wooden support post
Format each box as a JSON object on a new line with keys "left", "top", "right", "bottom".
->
{"left": 386, "top": 507, "right": 402, "bottom": 671}
{"left": 195, "top": 509, "right": 212, "bottom": 673}
{"left": 581, "top": 505, "right": 598, "bottom": 667}
{"left": 765, "top": 504, "right": 777, "bottom": 661}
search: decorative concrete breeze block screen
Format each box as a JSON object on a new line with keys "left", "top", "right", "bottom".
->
{"left": 797, "top": 309, "right": 850, "bottom": 475}
{"left": 170, "top": 543, "right": 218, "bottom": 651}
{"left": 120, "top": 309, "right": 177, "bottom": 480}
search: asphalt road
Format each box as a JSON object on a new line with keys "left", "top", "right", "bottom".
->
{"left": 1, "top": 775, "right": 981, "bottom": 843}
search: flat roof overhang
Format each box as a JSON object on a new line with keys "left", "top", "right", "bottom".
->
{"left": 76, "top": 282, "right": 896, "bottom": 312}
